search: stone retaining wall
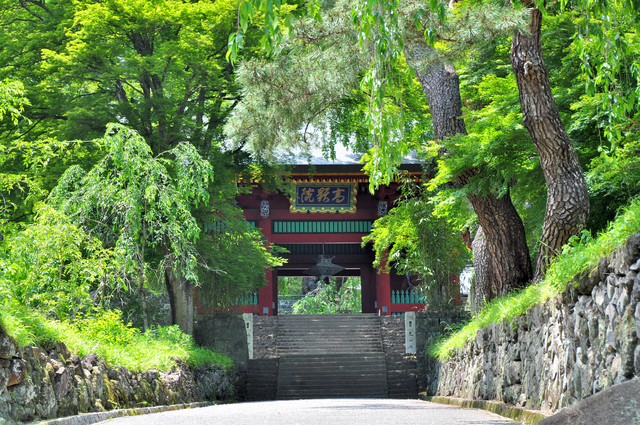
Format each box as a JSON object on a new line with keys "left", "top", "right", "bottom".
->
{"left": 0, "top": 330, "right": 234, "bottom": 424}
{"left": 253, "top": 316, "right": 278, "bottom": 359}
{"left": 416, "top": 311, "right": 470, "bottom": 394}
{"left": 380, "top": 316, "right": 405, "bottom": 355}
{"left": 435, "top": 232, "right": 640, "bottom": 414}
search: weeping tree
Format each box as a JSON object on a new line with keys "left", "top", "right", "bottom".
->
{"left": 50, "top": 124, "right": 213, "bottom": 333}
{"left": 363, "top": 182, "right": 471, "bottom": 307}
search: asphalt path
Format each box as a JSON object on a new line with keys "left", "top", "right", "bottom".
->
{"left": 97, "top": 399, "right": 518, "bottom": 425}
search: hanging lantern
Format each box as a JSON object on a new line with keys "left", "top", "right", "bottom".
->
{"left": 303, "top": 255, "right": 345, "bottom": 281}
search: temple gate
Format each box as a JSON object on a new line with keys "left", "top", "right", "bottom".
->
{"left": 229, "top": 160, "right": 435, "bottom": 316}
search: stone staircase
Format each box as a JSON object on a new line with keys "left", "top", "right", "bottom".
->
{"left": 246, "top": 314, "right": 416, "bottom": 400}
{"left": 245, "top": 359, "right": 279, "bottom": 401}
{"left": 275, "top": 314, "right": 387, "bottom": 399}
{"left": 276, "top": 314, "right": 384, "bottom": 356}
{"left": 276, "top": 353, "right": 387, "bottom": 399}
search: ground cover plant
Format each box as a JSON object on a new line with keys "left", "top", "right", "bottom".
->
{"left": 432, "top": 197, "right": 640, "bottom": 360}
{"left": 0, "top": 301, "right": 232, "bottom": 371}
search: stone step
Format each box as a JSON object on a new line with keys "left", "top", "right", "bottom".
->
{"left": 245, "top": 359, "right": 279, "bottom": 401}
{"left": 277, "top": 349, "right": 383, "bottom": 356}
{"left": 250, "top": 314, "right": 421, "bottom": 400}
{"left": 278, "top": 364, "right": 388, "bottom": 373}
{"left": 279, "top": 328, "right": 380, "bottom": 332}
{"left": 276, "top": 353, "right": 388, "bottom": 399}
{"left": 278, "top": 341, "right": 382, "bottom": 345}
{"left": 275, "top": 314, "right": 384, "bottom": 357}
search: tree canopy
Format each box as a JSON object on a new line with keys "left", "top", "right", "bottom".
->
{"left": 0, "top": 0, "right": 285, "bottom": 334}
{"left": 2, "top": 0, "right": 640, "bottom": 333}
{"left": 225, "top": 0, "right": 640, "bottom": 303}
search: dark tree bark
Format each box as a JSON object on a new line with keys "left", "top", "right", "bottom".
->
{"left": 471, "top": 226, "right": 493, "bottom": 310}
{"left": 406, "top": 45, "right": 532, "bottom": 302}
{"left": 511, "top": 5, "right": 590, "bottom": 281}
{"left": 164, "top": 254, "right": 194, "bottom": 335}
{"left": 467, "top": 189, "right": 532, "bottom": 295}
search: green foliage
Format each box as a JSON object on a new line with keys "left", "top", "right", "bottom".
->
{"left": 363, "top": 182, "right": 470, "bottom": 304}
{"left": 1, "top": 204, "right": 112, "bottom": 318}
{"left": 1, "top": 0, "right": 253, "bottom": 150}
{"left": 569, "top": 0, "right": 640, "bottom": 144}
{"left": 428, "top": 74, "right": 536, "bottom": 196}
{"left": 194, "top": 150, "right": 286, "bottom": 310}
{"left": 229, "top": 0, "right": 529, "bottom": 189}
{"left": 225, "top": 0, "right": 368, "bottom": 158}
{"left": 432, "top": 197, "right": 640, "bottom": 360}
{"left": 278, "top": 277, "right": 303, "bottom": 296}
{"left": 586, "top": 115, "right": 640, "bottom": 230}
{"left": 291, "top": 279, "right": 361, "bottom": 314}
{"left": 352, "top": 0, "right": 408, "bottom": 188}
{"left": 0, "top": 80, "right": 29, "bottom": 125}
{"left": 427, "top": 69, "right": 546, "bottom": 254}
{"left": 195, "top": 226, "right": 286, "bottom": 309}
{"left": 227, "top": 0, "right": 301, "bottom": 62}
{"left": 0, "top": 303, "right": 231, "bottom": 371}
{"left": 50, "top": 124, "right": 213, "bottom": 288}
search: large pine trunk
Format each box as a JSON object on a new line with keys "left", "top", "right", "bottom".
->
{"left": 511, "top": 6, "right": 590, "bottom": 281}
{"left": 407, "top": 45, "right": 532, "bottom": 303}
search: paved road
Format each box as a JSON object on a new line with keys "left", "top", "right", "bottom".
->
{"left": 98, "top": 399, "right": 518, "bottom": 425}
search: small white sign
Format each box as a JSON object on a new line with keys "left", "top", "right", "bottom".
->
{"left": 242, "top": 313, "right": 254, "bottom": 360}
{"left": 405, "top": 311, "right": 416, "bottom": 353}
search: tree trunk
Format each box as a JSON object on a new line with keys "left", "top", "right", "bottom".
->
{"left": 471, "top": 226, "right": 493, "bottom": 311}
{"left": 138, "top": 266, "right": 149, "bottom": 332}
{"left": 468, "top": 190, "right": 531, "bottom": 292}
{"left": 139, "top": 214, "right": 149, "bottom": 331}
{"left": 511, "top": 6, "right": 590, "bottom": 281}
{"left": 406, "top": 44, "right": 532, "bottom": 302}
{"left": 165, "top": 257, "right": 194, "bottom": 335}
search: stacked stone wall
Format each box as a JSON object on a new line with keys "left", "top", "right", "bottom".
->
{"left": 0, "top": 331, "right": 234, "bottom": 424}
{"left": 416, "top": 311, "right": 470, "bottom": 394}
{"left": 380, "top": 316, "right": 405, "bottom": 355}
{"left": 253, "top": 316, "right": 278, "bottom": 359}
{"left": 435, "top": 232, "right": 640, "bottom": 414}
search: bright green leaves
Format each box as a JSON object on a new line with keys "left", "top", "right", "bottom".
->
{"left": 36, "top": 0, "right": 241, "bottom": 150}
{"left": 1, "top": 204, "right": 112, "bottom": 319}
{"left": 291, "top": 279, "right": 362, "bottom": 314}
{"left": 0, "top": 80, "right": 29, "bottom": 125}
{"left": 362, "top": 183, "right": 470, "bottom": 303}
{"left": 587, "top": 116, "right": 640, "bottom": 230}
{"left": 227, "top": 0, "right": 299, "bottom": 64}
{"left": 352, "top": 0, "right": 408, "bottom": 190}
{"left": 0, "top": 80, "right": 31, "bottom": 213}
{"left": 50, "top": 124, "right": 213, "bottom": 285}
{"left": 429, "top": 73, "right": 535, "bottom": 195}
{"left": 570, "top": 0, "right": 640, "bottom": 144}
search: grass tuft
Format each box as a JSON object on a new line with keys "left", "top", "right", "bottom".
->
{"left": 0, "top": 305, "right": 232, "bottom": 371}
{"left": 431, "top": 197, "right": 640, "bottom": 360}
